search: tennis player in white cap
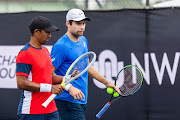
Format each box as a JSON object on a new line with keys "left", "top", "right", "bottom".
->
{"left": 51, "top": 8, "right": 120, "bottom": 120}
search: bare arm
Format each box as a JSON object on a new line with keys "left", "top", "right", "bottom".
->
{"left": 17, "top": 75, "right": 40, "bottom": 91}
{"left": 17, "top": 75, "right": 64, "bottom": 95}
{"left": 88, "top": 66, "right": 120, "bottom": 93}
{"left": 88, "top": 66, "right": 108, "bottom": 85}
{"left": 52, "top": 67, "right": 63, "bottom": 84}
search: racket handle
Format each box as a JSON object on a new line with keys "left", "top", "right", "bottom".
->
{"left": 42, "top": 94, "right": 56, "bottom": 108}
{"left": 96, "top": 102, "right": 111, "bottom": 119}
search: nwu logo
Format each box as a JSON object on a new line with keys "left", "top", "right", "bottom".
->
{"left": 93, "top": 50, "right": 180, "bottom": 89}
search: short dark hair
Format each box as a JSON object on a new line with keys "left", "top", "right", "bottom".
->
{"left": 30, "top": 29, "right": 41, "bottom": 35}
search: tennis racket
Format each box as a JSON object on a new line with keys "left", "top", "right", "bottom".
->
{"left": 96, "top": 65, "right": 143, "bottom": 119}
{"left": 42, "top": 51, "right": 96, "bottom": 108}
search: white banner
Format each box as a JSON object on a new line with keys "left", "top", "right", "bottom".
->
{"left": 0, "top": 45, "right": 52, "bottom": 89}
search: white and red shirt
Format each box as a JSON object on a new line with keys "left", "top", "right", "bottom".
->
{"left": 16, "top": 43, "right": 57, "bottom": 114}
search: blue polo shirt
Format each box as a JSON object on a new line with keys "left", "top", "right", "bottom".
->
{"left": 51, "top": 34, "right": 89, "bottom": 104}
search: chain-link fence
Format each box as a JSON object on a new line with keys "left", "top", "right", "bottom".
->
{"left": 0, "top": 0, "right": 179, "bottom": 13}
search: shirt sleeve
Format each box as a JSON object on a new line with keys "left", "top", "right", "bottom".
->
{"left": 51, "top": 43, "right": 67, "bottom": 70}
{"left": 16, "top": 50, "right": 32, "bottom": 77}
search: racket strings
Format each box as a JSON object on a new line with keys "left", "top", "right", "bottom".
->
{"left": 68, "top": 54, "right": 95, "bottom": 79}
{"left": 120, "top": 67, "right": 142, "bottom": 96}
{"left": 88, "top": 54, "right": 94, "bottom": 63}
{"left": 70, "top": 56, "right": 88, "bottom": 74}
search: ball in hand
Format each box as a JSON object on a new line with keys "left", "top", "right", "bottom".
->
{"left": 113, "top": 92, "right": 119, "bottom": 97}
{"left": 107, "top": 87, "right": 114, "bottom": 94}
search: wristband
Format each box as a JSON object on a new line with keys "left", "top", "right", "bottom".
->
{"left": 40, "top": 83, "right": 52, "bottom": 92}
{"left": 63, "top": 75, "right": 72, "bottom": 91}
{"left": 65, "top": 83, "right": 72, "bottom": 91}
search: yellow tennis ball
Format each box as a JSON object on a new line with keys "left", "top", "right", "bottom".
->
{"left": 107, "top": 87, "right": 114, "bottom": 94}
{"left": 113, "top": 92, "right": 119, "bottom": 97}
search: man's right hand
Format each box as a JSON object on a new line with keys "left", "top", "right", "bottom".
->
{"left": 51, "top": 84, "right": 65, "bottom": 95}
{"left": 68, "top": 85, "right": 85, "bottom": 101}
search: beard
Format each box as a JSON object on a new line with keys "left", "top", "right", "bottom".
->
{"left": 71, "top": 32, "right": 83, "bottom": 37}
{"left": 77, "top": 31, "right": 84, "bottom": 36}
{"left": 41, "top": 38, "right": 49, "bottom": 45}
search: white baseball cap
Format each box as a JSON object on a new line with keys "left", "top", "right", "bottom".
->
{"left": 66, "top": 8, "right": 90, "bottom": 21}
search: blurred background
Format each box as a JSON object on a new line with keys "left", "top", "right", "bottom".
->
{"left": 0, "top": 0, "right": 179, "bottom": 13}
{"left": 1, "top": 0, "right": 180, "bottom": 120}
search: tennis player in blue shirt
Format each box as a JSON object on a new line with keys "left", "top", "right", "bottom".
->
{"left": 51, "top": 8, "right": 120, "bottom": 120}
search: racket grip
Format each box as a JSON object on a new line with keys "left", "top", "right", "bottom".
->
{"left": 96, "top": 102, "right": 111, "bottom": 119}
{"left": 42, "top": 94, "right": 56, "bottom": 108}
